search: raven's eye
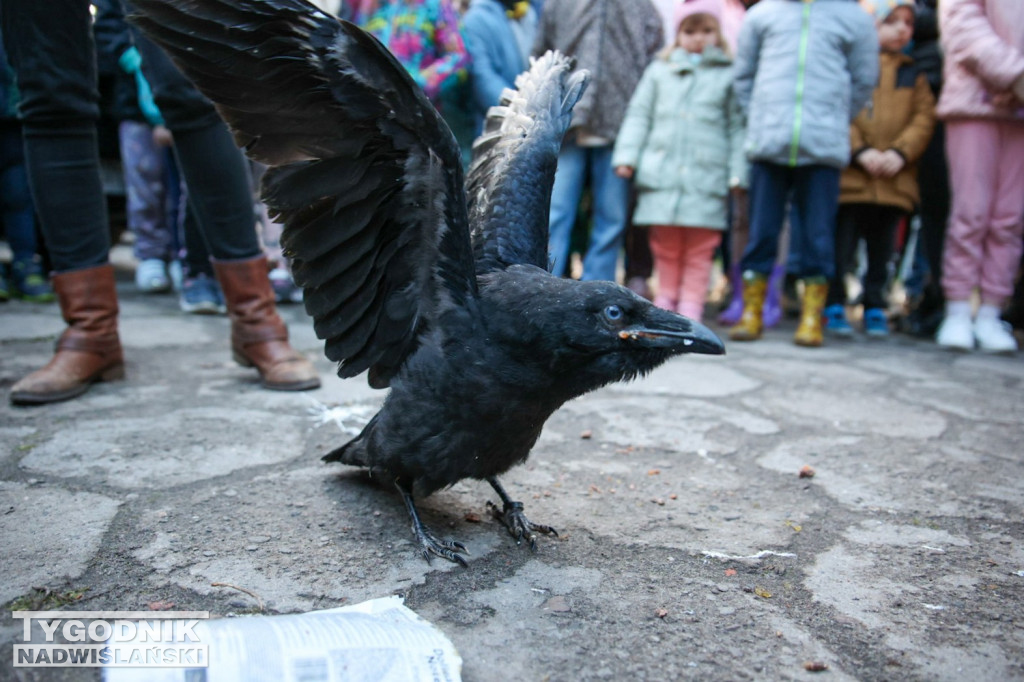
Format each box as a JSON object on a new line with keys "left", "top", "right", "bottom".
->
{"left": 603, "top": 305, "right": 624, "bottom": 323}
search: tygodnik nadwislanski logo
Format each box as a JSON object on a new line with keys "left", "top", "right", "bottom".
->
{"left": 12, "top": 611, "right": 209, "bottom": 668}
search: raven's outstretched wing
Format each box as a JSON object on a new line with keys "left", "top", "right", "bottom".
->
{"left": 466, "top": 52, "right": 588, "bottom": 273}
{"left": 131, "top": 0, "right": 476, "bottom": 388}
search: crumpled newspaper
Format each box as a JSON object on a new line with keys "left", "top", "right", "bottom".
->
{"left": 104, "top": 596, "right": 461, "bottom": 682}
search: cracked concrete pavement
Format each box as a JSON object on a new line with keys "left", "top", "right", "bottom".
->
{"left": 1, "top": 271, "right": 1022, "bottom": 681}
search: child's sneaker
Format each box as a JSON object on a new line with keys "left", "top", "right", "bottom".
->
{"left": 179, "top": 274, "right": 226, "bottom": 314}
{"left": 973, "top": 316, "right": 1017, "bottom": 354}
{"left": 936, "top": 312, "right": 974, "bottom": 351}
{"left": 11, "top": 259, "right": 55, "bottom": 303}
{"left": 135, "top": 258, "right": 171, "bottom": 293}
{"left": 863, "top": 308, "right": 889, "bottom": 338}
{"left": 824, "top": 304, "right": 853, "bottom": 337}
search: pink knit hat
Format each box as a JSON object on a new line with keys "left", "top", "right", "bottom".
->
{"left": 675, "top": 0, "right": 723, "bottom": 30}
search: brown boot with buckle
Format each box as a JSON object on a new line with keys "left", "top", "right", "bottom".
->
{"left": 212, "top": 255, "right": 321, "bottom": 391}
{"left": 10, "top": 264, "right": 125, "bottom": 405}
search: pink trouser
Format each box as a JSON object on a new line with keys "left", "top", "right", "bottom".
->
{"left": 943, "top": 119, "right": 1024, "bottom": 305}
{"left": 649, "top": 225, "right": 722, "bottom": 321}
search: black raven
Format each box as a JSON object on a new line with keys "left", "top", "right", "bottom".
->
{"left": 131, "top": 0, "right": 725, "bottom": 565}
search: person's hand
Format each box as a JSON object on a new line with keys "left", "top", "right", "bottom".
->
{"left": 615, "top": 165, "right": 634, "bottom": 179}
{"left": 877, "top": 149, "right": 906, "bottom": 178}
{"left": 857, "top": 148, "right": 885, "bottom": 177}
{"left": 152, "top": 125, "right": 173, "bottom": 148}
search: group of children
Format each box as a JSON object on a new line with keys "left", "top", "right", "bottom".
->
{"left": 613, "top": 0, "right": 1024, "bottom": 354}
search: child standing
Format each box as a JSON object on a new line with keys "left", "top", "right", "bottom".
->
{"left": 612, "top": 0, "right": 747, "bottom": 321}
{"left": 728, "top": 0, "right": 878, "bottom": 346}
{"left": 934, "top": 0, "right": 1024, "bottom": 353}
{"left": 824, "top": 0, "right": 935, "bottom": 337}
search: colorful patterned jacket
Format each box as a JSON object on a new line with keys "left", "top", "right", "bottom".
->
{"left": 352, "top": 0, "right": 470, "bottom": 104}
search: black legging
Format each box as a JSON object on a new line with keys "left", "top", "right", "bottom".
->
{"left": 827, "top": 203, "right": 903, "bottom": 310}
{"left": 1, "top": 0, "right": 259, "bottom": 272}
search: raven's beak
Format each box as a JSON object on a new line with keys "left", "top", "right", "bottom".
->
{"left": 619, "top": 308, "right": 726, "bottom": 355}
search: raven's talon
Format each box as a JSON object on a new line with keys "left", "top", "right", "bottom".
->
{"left": 413, "top": 526, "right": 469, "bottom": 566}
{"left": 487, "top": 499, "right": 557, "bottom": 551}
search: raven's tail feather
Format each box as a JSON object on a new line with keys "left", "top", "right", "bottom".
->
{"left": 323, "top": 413, "right": 377, "bottom": 465}
{"left": 322, "top": 438, "right": 367, "bottom": 465}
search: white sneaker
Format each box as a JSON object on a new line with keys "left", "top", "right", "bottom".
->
{"left": 936, "top": 313, "right": 974, "bottom": 351}
{"left": 973, "top": 316, "right": 1018, "bottom": 354}
{"left": 135, "top": 258, "right": 170, "bottom": 293}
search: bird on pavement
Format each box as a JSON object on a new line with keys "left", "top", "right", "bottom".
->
{"left": 131, "top": 0, "right": 726, "bottom": 566}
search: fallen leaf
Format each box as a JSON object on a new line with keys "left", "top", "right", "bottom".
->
{"left": 655, "top": 608, "right": 668, "bottom": 618}
{"left": 785, "top": 520, "right": 802, "bottom": 533}
{"left": 147, "top": 601, "right": 175, "bottom": 611}
{"left": 580, "top": 430, "right": 593, "bottom": 439}
{"left": 542, "top": 596, "right": 571, "bottom": 613}
{"left": 725, "top": 569, "right": 737, "bottom": 577}
{"left": 464, "top": 512, "right": 482, "bottom": 523}
{"left": 803, "top": 661, "right": 829, "bottom": 672}
{"left": 669, "top": 494, "right": 678, "bottom": 500}
{"left": 589, "top": 484, "right": 602, "bottom": 494}
{"left": 647, "top": 469, "right": 661, "bottom": 476}
{"left": 799, "top": 465, "right": 816, "bottom": 479}
{"left": 754, "top": 586, "right": 772, "bottom": 599}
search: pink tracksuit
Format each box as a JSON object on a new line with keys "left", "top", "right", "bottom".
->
{"left": 937, "top": 0, "right": 1024, "bottom": 305}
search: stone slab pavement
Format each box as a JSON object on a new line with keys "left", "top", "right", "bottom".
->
{"left": 1, "top": 271, "right": 1022, "bottom": 681}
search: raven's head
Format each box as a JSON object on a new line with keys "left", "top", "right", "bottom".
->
{"left": 485, "top": 269, "right": 725, "bottom": 398}
{"left": 553, "top": 279, "right": 724, "bottom": 385}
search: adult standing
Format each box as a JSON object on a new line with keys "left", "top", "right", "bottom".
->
{"left": 1, "top": 0, "right": 320, "bottom": 405}
{"left": 462, "top": 0, "right": 538, "bottom": 135}
{"left": 534, "top": 0, "right": 664, "bottom": 282}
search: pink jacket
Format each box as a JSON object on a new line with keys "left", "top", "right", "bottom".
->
{"left": 936, "top": 0, "right": 1024, "bottom": 121}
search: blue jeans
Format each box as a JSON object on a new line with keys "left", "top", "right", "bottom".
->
{"left": 741, "top": 161, "right": 839, "bottom": 280}
{"left": 547, "top": 141, "right": 628, "bottom": 282}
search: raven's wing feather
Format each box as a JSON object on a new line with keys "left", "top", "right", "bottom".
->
{"left": 466, "top": 52, "right": 588, "bottom": 273}
{"left": 131, "top": 0, "right": 476, "bottom": 388}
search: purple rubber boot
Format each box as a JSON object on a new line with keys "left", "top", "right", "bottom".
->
{"left": 762, "top": 264, "right": 785, "bottom": 329}
{"left": 717, "top": 265, "right": 743, "bottom": 326}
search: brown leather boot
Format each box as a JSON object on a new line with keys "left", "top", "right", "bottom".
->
{"left": 728, "top": 271, "right": 767, "bottom": 342}
{"left": 794, "top": 279, "right": 829, "bottom": 347}
{"left": 213, "top": 255, "right": 321, "bottom": 391}
{"left": 10, "top": 265, "right": 125, "bottom": 405}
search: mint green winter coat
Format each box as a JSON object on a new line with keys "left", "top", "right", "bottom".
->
{"left": 612, "top": 47, "right": 747, "bottom": 230}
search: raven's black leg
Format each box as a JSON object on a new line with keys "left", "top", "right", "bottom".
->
{"left": 396, "top": 481, "right": 468, "bottom": 567}
{"left": 486, "top": 476, "right": 558, "bottom": 550}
